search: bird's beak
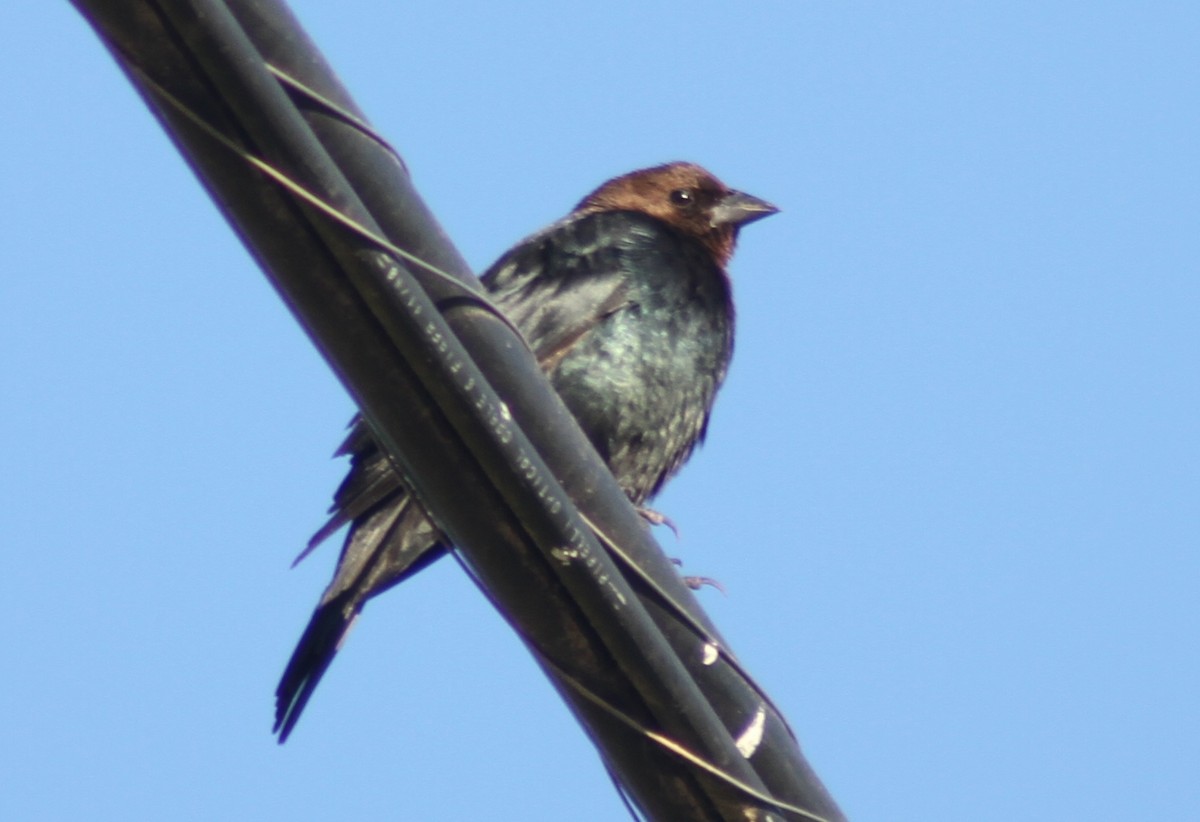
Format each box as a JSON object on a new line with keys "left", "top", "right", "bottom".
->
{"left": 710, "top": 190, "right": 779, "bottom": 229}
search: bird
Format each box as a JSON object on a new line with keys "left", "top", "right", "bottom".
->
{"left": 274, "top": 161, "right": 778, "bottom": 741}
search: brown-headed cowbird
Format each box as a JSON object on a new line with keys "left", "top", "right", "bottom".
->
{"left": 275, "top": 162, "right": 777, "bottom": 741}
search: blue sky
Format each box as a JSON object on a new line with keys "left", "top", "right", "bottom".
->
{"left": 3, "top": 3, "right": 1197, "bottom": 819}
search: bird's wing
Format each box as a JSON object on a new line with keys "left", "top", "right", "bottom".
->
{"left": 293, "top": 417, "right": 400, "bottom": 564}
{"left": 482, "top": 212, "right": 639, "bottom": 372}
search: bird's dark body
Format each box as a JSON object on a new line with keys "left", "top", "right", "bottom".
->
{"left": 275, "top": 163, "right": 774, "bottom": 741}
{"left": 488, "top": 210, "right": 733, "bottom": 503}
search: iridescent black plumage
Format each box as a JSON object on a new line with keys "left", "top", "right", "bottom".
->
{"left": 274, "top": 162, "right": 776, "bottom": 741}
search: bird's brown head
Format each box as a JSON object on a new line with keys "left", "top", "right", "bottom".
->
{"left": 574, "top": 162, "right": 779, "bottom": 266}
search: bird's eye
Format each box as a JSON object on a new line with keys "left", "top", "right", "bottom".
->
{"left": 669, "top": 188, "right": 694, "bottom": 207}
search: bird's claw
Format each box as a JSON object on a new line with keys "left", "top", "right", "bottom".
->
{"left": 669, "top": 557, "right": 726, "bottom": 594}
{"left": 682, "top": 575, "right": 726, "bottom": 594}
{"left": 638, "top": 506, "right": 680, "bottom": 539}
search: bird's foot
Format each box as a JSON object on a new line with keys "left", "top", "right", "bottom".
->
{"left": 638, "top": 506, "right": 680, "bottom": 539}
{"left": 669, "top": 557, "right": 726, "bottom": 594}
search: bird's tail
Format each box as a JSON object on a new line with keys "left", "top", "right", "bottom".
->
{"left": 274, "top": 493, "right": 447, "bottom": 742}
{"left": 274, "top": 595, "right": 359, "bottom": 743}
